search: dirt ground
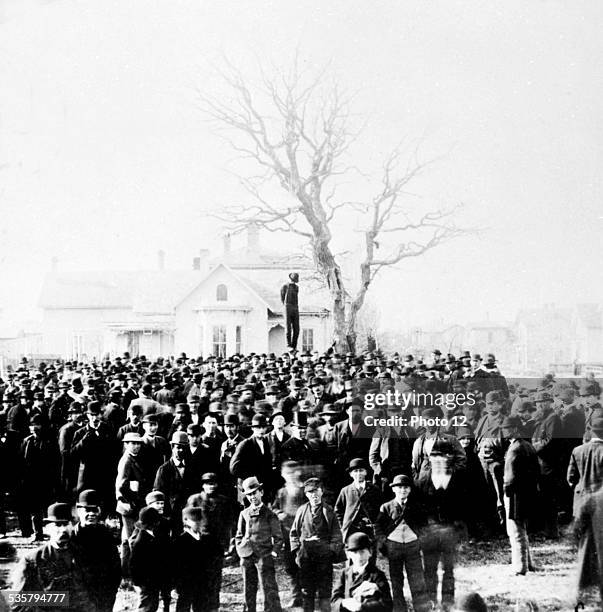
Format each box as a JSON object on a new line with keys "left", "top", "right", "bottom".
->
{"left": 1, "top": 524, "right": 601, "bottom": 612}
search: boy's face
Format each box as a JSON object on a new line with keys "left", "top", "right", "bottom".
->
{"left": 351, "top": 468, "right": 366, "bottom": 484}
{"left": 149, "top": 500, "right": 165, "bottom": 514}
{"left": 347, "top": 548, "right": 371, "bottom": 567}
{"left": 246, "top": 489, "right": 263, "bottom": 506}
{"left": 394, "top": 485, "right": 411, "bottom": 502}
{"left": 202, "top": 482, "right": 218, "bottom": 495}
{"left": 183, "top": 517, "right": 202, "bottom": 533}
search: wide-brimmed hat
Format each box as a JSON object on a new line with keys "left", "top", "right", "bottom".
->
{"left": 241, "top": 476, "right": 263, "bottom": 494}
{"left": 76, "top": 489, "right": 101, "bottom": 509}
{"left": 348, "top": 458, "right": 368, "bottom": 472}
{"left": 170, "top": 431, "right": 189, "bottom": 446}
{"left": 123, "top": 432, "right": 143, "bottom": 443}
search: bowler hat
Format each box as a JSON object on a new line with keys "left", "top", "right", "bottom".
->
{"left": 310, "top": 377, "right": 324, "bottom": 387}
{"left": 142, "top": 413, "right": 158, "bottom": 424}
{"left": 241, "top": 476, "right": 263, "bottom": 495}
{"left": 76, "top": 489, "right": 101, "bottom": 508}
{"left": 501, "top": 416, "right": 522, "bottom": 431}
{"left": 289, "top": 272, "right": 299, "bottom": 282}
{"left": 123, "top": 432, "right": 143, "bottom": 443}
{"left": 390, "top": 474, "right": 412, "bottom": 488}
{"left": 345, "top": 532, "right": 372, "bottom": 551}
{"left": 348, "top": 457, "right": 368, "bottom": 472}
{"left": 44, "top": 502, "right": 73, "bottom": 524}
{"left": 456, "top": 426, "right": 475, "bottom": 439}
{"left": 251, "top": 414, "right": 267, "bottom": 428}
{"left": 170, "top": 431, "right": 189, "bottom": 446}
{"left": 224, "top": 413, "right": 240, "bottom": 426}
{"left": 186, "top": 423, "right": 202, "bottom": 436}
{"left": 29, "top": 414, "right": 44, "bottom": 426}
{"left": 86, "top": 400, "right": 103, "bottom": 415}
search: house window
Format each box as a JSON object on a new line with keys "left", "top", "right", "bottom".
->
{"left": 216, "top": 284, "right": 228, "bottom": 301}
{"left": 212, "top": 325, "right": 227, "bottom": 358}
{"left": 302, "top": 328, "right": 314, "bottom": 353}
{"left": 72, "top": 334, "right": 84, "bottom": 360}
{"left": 235, "top": 325, "right": 242, "bottom": 354}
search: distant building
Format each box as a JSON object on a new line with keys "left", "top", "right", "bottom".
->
{"left": 36, "top": 226, "right": 332, "bottom": 360}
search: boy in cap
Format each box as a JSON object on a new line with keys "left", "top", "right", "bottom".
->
{"left": 235, "top": 476, "right": 283, "bottom": 612}
{"left": 331, "top": 532, "right": 392, "bottom": 612}
{"left": 375, "top": 475, "right": 430, "bottom": 612}
{"left": 289, "top": 477, "right": 343, "bottom": 612}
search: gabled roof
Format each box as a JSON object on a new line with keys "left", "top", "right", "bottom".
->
{"left": 575, "top": 303, "right": 603, "bottom": 329}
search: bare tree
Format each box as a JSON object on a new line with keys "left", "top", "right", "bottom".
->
{"left": 200, "top": 57, "right": 470, "bottom": 352}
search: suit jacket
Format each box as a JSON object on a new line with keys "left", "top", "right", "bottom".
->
{"left": 235, "top": 504, "right": 283, "bottom": 558}
{"left": 374, "top": 493, "right": 426, "bottom": 542}
{"left": 267, "top": 430, "right": 291, "bottom": 469}
{"left": 153, "top": 458, "right": 200, "bottom": 517}
{"left": 71, "top": 423, "right": 118, "bottom": 496}
{"left": 333, "top": 419, "right": 373, "bottom": 471}
{"left": 368, "top": 425, "right": 415, "bottom": 479}
{"left": 116, "top": 452, "right": 151, "bottom": 516}
{"left": 503, "top": 438, "right": 540, "bottom": 521}
{"left": 230, "top": 436, "right": 273, "bottom": 485}
{"left": 130, "top": 528, "right": 170, "bottom": 587}
{"left": 290, "top": 501, "right": 343, "bottom": 562}
{"left": 20, "top": 435, "right": 59, "bottom": 502}
{"left": 334, "top": 482, "right": 381, "bottom": 542}
{"left": 531, "top": 411, "right": 563, "bottom": 475}
{"left": 574, "top": 487, "right": 603, "bottom": 592}
{"left": 567, "top": 439, "right": 603, "bottom": 516}
{"left": 415, "top": 471, "right": 468, "bottom": 526}
{"left": 331, "top": 562, "right": 393, "bottom": 612}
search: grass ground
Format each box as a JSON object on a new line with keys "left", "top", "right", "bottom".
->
{"left": 1, "top": 523, "right": 600, "bottom": 611}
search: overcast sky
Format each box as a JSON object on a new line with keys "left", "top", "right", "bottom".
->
{"left": 1, "top": 0, "right": 602, "bottom": 331}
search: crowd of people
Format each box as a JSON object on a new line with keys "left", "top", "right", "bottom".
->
{"left": 0, "top": 348, "right": 602, "bottom": 612}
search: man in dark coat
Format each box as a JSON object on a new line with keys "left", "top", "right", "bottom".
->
{"left": 335, "top": 458, "right": 381, "bottom": 543}
{"left": 153, "top": 431, "right": 199, "bottom": 533}
{"left": 71, "top": 489, "right": 121, "bottom": 612}
{"left": 20, "top": 415, "right": 60, "bottom": 541}
{"left": 230, "top": 413, "right": 274, "bottom": 502}
{"left": 11, "top": 503, "right": 96, "bottom": 612}
{"left": 415, "top": 441, "right": 468, "bottom": 610}
{"left": 0, "top": 413, "right": 22, "bottom": 536}
{"left": 58, "top": 403, "right": 85, "bottom": 501}
{"left": 531, "top": 391, "right": 563, "bottom": 538}
{"left": 71, "top": 401, "right": 118, "bottom": 511}
{"left": 331, "top": 532, "right": 393, "bottom": 612}
{"left": 501, "top": 416, "right": 540, "bottom": 575}
{"left": 280, "top": 272, "right": 300, "bottom": 350}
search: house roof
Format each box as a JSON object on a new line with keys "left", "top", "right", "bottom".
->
{"left": 40, "top": 264, "right": 330, "bottom": 317}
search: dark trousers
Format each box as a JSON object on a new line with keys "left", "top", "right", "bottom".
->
{"left": 137, "top": 585, "right": 159, "bottom": 612}
{"left": 175, "top": 588, "right": 205, "bottom": 612}
{"left": 241, "top": 553, "right": 282, "bottom": 612}
{"left": 385, "top": 540, "right": 430, "bottom": 612}
{"left": 285, "top": 307, "right": 300, "bottom": 349}
{"left": 538, "top": 473, "right": 560, "bottom": 538}
{"left": 299, "top": 553, "right": 332, "bottom": 612}
{"left": 206, "top": 546, "right": 224, "bottom": 610}
{"left": 421, "top": 525, "right": 457, "bottom": 607}
{"left": 282, "top": 530, "right": 302, "bottom": 602}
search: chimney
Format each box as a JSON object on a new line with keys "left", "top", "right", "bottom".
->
{"left": 157, "top": 249, "right": 165, "bottom": 271}
{"left": 193, "top": 249, "right": 210, "bottom": 272}
{"left": 223, "top": 233, "right": 231, "bottom": 255}
{"left": 193, "top": 257, "right": 201, "bottom": 270}
{"left": 50, "top": 256, "right": 58, "bottom": 272}
{"left": 247, "top": 223, "right": 260, "bottom": 252}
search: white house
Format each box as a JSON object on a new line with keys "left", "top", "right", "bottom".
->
{"left": 37, "top": 228, "right": 332, "bottom": 360}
